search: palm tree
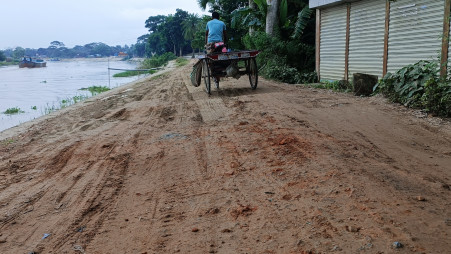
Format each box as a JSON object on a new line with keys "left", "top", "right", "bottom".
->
{"left": 182, "top": 14, "right": 200, "bottom": 58}
{"left": 197, "top": 0, "right": 216, "bottom": 10}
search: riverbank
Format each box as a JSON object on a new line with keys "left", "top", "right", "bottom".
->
{"left": 0, "top": 61, "right": 18, "bottom": 67}
{"left": 0, "top": 58, "right": 145, "bottom": 132}
{"left": 0, "top": 60, "right": 176, "bottom": 139}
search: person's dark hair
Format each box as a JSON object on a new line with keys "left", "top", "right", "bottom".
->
{"left": 212, "top": 12, "right": 220, "bottom": 19}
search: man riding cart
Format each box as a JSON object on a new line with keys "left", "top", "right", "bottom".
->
{"left": 190, "top": 12, "right": 259, "bottom": 94}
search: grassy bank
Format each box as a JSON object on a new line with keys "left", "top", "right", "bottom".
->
{"left": 140, "top": 52, "right": 177, "bottom": 69}
{"left": 114, "top": 53, "right": 181, "bottom": 78}
{"left": 79, "top": 86, "right": 110, "bottom": 95}
{"left": 113, "top": 69, "right": 156, "bottom": 78}
{"left": 43, "top": 86, "right": 111, "bottom": 115}
{"left": 175, "top": 58, "right": 189, "bottom": 67}
{"left": 0, "top": 61, "right": 19, "bottom": 67}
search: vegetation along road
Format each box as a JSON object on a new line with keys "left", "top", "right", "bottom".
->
{"left": 0, "top": 61, "right": 450, "bottom": 253}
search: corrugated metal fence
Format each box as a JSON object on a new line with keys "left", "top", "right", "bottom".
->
{"left": 318, "top": 0, "right": 448, "bottom": 81}
{"left": 320, "top": 4, "right": 348, "bottom": 80}
{"left": 387, "top": 0, "right": 444, "bottom": 73}
{"left": 348, "top": 0, "right": 386, "bottom": 78}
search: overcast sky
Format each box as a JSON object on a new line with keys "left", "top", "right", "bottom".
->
{"left": 0, "top": 0, "right": 209, "bottom": 50}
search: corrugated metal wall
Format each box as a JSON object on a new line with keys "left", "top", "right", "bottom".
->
{"left": 348, "top": 0, "right": 386, "bottom": 78}
{"left": 320, "top": 4, "right": 348, "bottom": 80}
{"left": 387, "top": 0, "right": 445, "bottom": 73}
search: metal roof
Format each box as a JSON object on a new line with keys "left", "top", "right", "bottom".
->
{"left": 309, "top": 0, "right": 360, "bottom": 9}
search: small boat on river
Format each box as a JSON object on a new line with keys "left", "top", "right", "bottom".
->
{"left": 19, "top": 57, "right": 47, "bottom": 68}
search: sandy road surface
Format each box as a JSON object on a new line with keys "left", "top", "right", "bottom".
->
{"left": 1, "top": 61, "right": 450, "bottom": 253}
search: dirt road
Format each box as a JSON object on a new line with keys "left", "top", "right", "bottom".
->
{"left": 1, "top": 61, "right": 450, "bottom": 253}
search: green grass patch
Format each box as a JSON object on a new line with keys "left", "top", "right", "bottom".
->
{"left": 320, "top": 80, "right": 352, "bottom": 92}
{"left": 43, "top": 86, "right": 111, "bottom": 115}
{"left": 0, "top": 61, "right": 19, "bottom": 67}
{"left": 150, "top": 73, "right": 169, "bottom": 81}
{"left": 175, "top": 57, "right": 189, "bottom": 67}
{"left": 140, "top": 52, "right": 177, "bottom": 69}
{"left": 43, "top": 94, "right": 90, "bottom": 115}
{"left": 79, "top": 86, "right": 111, "bottom": 95}
{"left": 3, "top": 107, "right": 24, "bottom": 114}
{"left": 113, "top": 69, "right": 156, "bottom": 78}
{"left": 60, "top": 95, "right": 90, "bottom": 108}
{"left": 2, "top": 139, "right": 15, "bottom": 146}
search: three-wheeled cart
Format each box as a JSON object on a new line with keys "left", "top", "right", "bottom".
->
{"left": 191, "top": 50, "right": 260, "bottom": 95}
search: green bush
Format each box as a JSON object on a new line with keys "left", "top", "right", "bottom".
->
{"left": 421, "top": 79, "right": 451, "bottom": 117}
{"left": 140, "top": 52, "right": 177, "bottom": 69}
{"left": 0, "top": 50, "right": 6, "bottom": 61}
{"left": 374, "top": 60, "right": 438, "bottom": 107}
{"left": 374, "top": 60, "right": 451, "bottom": 117}
{"left": 265, "top": 64, "right": 300, "bottom": 84}
{"left": 242, "top": 31, "right": 316, "bottom": 84}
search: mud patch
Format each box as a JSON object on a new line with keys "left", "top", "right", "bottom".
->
{"left": 159, "top": 107, "right": 177, "bottom": 121}
{"left": 108, "top": 108, "right": 129, "bottom": 120}
{"left": 230, "top": 204, "right": 257, "bottom": 219}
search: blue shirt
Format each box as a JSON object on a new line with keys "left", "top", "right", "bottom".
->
{"left": 206, "top": 19, "right": 226, "bottom": 43}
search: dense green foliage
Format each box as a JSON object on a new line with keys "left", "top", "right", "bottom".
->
{"left": 243, "top": 30, "right": 316, "bottom": 84}
{"left": 196, "top": 0, "right": 316, "bottom": 84}
{"left": 139, "top": 52, "right": 177, "bottom": 69}
{"left": 144, "top": 9, "right": 193, "bottom": 57}
{"left": 0, "top": 50, "right": 5, "bottom": 61}
{"left": 374, "top": 60, "right": 451, "bottom": 117}
{"left": 1, "top": 41, "right": 131, "bottom": 59}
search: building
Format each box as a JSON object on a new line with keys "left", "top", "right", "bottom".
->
{"left": 310, "top": 0, "right": 451, "bottom": 81}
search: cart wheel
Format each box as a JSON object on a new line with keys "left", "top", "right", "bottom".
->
{"left": 248, "top": 58, "right": 258, "bottom": 90}
{"left": 202, "top": 59, "right": 211, "bottom": 95}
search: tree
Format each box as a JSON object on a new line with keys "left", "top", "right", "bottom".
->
{"left": 50, "top": 41, "right": 65, "bottom": 48}
{"left": 197, "top": 0, "right": 215, "bottom": 10}
{"left": 265, "top": 0, "right": 280, "bottom": 35}
{"left": 12, "top": 47, "right": 25, "bottom": 59}
{"left": 134, "top": 34, "right": 149, "bottom": 57}
{"left": 145, "top": 15, "right": 167, "bottom": 33}
{"left": 0, "top": 51, "right": 6, "bottom": 61}
{"left": 144, "top": 9, "right": 191, "bottom": 57}
{"left": 182, "top": 14, "right": 201, "bottom": 58}
{"left": 249, "top": 0, "right": 257, "bottom": 34}
{"left": 231, "top": 2, "right": 265, "bottom": 33}
{"left": 90, "top": 43, "right": 113, "bottom": 56}
{"left": 168, "top": 9, "right": 190, "bottom": 56}
{"left": 147, "top": 32, "right": 168, "bottom": 56}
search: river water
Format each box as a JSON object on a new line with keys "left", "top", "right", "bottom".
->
{"left": 0, "top": 59, "right": 143, "bottom": 132}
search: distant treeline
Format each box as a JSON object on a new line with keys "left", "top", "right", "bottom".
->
{"left": 0, "top": 41, "right": 134, "bottom": 60}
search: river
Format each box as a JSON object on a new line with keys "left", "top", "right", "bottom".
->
{"left": 0, "top": 59, "right": 143, "bottom": 132}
